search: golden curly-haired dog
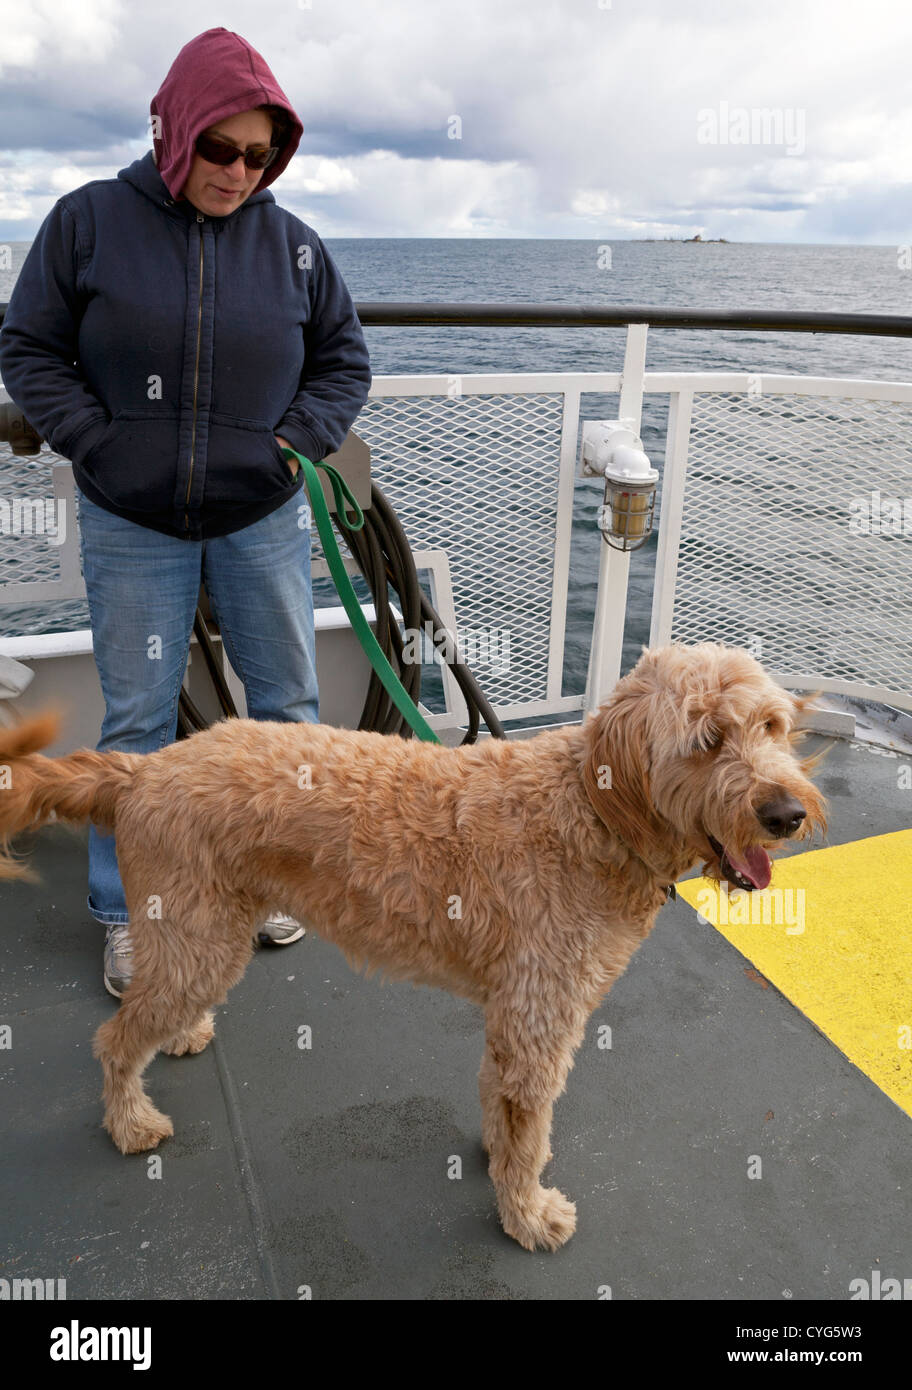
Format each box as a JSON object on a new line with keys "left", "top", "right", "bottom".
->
{"left": 0, "top": 642, "right": 826, "bottom": 1251}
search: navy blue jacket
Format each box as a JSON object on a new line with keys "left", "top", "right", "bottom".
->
{"left": 0, "top": 150, "right": 372, "bottom": 539}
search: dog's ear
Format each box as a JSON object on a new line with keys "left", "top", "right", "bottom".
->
{"left": 634, "top": 643, "right": 723, "bottom": 755}
{"left": 676, "top": 691, "right": 723, "bottom": 756}
{"left": 581, "top": 683, "right": 668, "bottom": 863}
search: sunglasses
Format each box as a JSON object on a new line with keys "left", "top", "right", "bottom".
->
{"left": 195, "top": 132, "right": 280, "bottom": 171}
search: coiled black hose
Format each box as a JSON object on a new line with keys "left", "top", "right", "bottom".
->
{"left": 176, "top": 482, "right": 505, "bottom": 744}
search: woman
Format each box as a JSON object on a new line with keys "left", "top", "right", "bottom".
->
{"left": 0, "top": 28, "right": 372, "bottom": 995}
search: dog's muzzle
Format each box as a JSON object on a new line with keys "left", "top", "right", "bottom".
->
{"left": 705, "top": 793, "right": 808, "bottom": 892}
{"left": 706, "top": 833, "right": 772, "bottom": 891}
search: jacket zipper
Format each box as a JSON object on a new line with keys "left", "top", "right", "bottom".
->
{"left": 184, "top": 212, "right": 205, "bottom": 531}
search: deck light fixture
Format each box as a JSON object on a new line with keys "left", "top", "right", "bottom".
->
{"left": 581, "top": 420, "right": 658, "bottom": 551}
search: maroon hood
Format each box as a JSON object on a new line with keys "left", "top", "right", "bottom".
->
{"left": 150, "top": 27, "right": 303, "bottom": 201}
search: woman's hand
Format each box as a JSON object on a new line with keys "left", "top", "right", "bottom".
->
{"left": 275, "top": 435, "right": 299, "bottom": 475}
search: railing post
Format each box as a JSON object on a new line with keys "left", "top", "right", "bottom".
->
{"left": 584, "top": 323, "right": 649, "bottom": 714}
{"left": 649, "top": 389, "right": 693, "bottom": 647}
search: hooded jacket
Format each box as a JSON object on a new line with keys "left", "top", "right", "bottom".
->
{"left": 0, "top": 27, "right": 372, "bottom": 541}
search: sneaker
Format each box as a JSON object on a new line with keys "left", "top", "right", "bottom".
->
{"left": 103, "top": 923, "right": 133, "bottom": 998}
{"left": 257, "top": 911, "right": 306, "bottom": 946}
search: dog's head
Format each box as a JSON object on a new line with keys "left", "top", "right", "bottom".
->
{"left": 582, "top": 642, "right": 827, "bottom": 888}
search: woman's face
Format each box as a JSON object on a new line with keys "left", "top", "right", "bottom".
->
{"left": 180, "top": 108, "right": 276, "bottom": 216}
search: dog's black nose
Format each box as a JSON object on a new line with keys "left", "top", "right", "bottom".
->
{"left": 756, "top": 796, "right": 806, "bottom": 838}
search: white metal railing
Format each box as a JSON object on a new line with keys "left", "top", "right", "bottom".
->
{"left": 2, "top": 329, "right": 911, "bottom": 723}
{"left": 646, "top": 365, "right": 912, "bottom": 713}
{"left": 360, "top": 348, "right": 912, "bottom": 718}
{"left": 348, "top": 372, "right": 608, "bottom": 723}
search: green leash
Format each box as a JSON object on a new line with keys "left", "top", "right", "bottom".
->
{"left": 281, "top": 446, "right": 441, "bottom": 744}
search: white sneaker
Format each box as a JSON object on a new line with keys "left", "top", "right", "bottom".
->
{"left": 257, "top": 912, "right": 306, "bottom": 946}
{"left": 103, "top": 923, "right": 133, "bottom": 998}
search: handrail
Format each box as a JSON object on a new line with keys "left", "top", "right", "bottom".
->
{"left": 352, "top": 304, "right": 912, "bottom": 337}
{"left": 3, "top": 302, "right": 912, "bottom": 338}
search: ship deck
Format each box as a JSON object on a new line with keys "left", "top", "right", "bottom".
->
{"left": 1, "top": 726, "right": 910, "bottom": 1301}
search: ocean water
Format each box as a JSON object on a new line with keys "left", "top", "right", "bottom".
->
{"left": 2, "top": 238, "right": 911, "bottom": 711}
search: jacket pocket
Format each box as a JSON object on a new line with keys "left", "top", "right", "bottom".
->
{"left": 78, "top": 410, "right": 180, "bottom": 514}
{"left": 66, "top": 411, "right": 114, "bottom": 469}
{"left": 204, "top": 414, "right": 298, "bottom": 507}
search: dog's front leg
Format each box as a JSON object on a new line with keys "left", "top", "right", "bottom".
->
{"left": 479, "top": 1037, "right": 578, "bottom": 1253}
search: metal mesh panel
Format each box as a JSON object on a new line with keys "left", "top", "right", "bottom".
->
{"left": 328, "top": 391, "right": 565, "bottom": 708}
{"left": 670, "top": 392, "right": 912, "bottom": 696}
{"left": 0, "top": 448, "right": 69, "bottom": 587}
{"left": 0, "top": 447, "right": 93, "bottom": 637}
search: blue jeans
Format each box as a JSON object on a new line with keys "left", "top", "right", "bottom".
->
{"left": 76, "top": 484, "right": 318, "bottom": 926}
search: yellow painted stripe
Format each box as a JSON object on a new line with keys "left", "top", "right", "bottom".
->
{"left": 676, "top": 831, "right": 912, "bottom": 1118}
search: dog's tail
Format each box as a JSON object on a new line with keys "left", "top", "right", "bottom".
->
{"left": 0, "top": 707, "right": 142, "bottom": 884}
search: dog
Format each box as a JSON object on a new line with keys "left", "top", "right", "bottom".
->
{"left": 0, "top": 642, "right": 826, "bottom": 1252}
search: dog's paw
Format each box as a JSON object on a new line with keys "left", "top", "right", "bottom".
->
{"left": 161, "top": 1014, "right": 215, "bottom": 1056}
{"left": 501, "top": 1186, "right": 577, "bottom": 1252}
{"left": 107, "top": 1109, "right": 174, "bottom": 1155}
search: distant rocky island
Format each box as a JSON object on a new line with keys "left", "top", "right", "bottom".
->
{"left": 638, "top": 234, "right": 730, "bottom": 243}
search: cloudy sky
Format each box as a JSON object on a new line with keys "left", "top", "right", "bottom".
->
{"left": 1, "top": 0, "right": 910, "bottom": 242}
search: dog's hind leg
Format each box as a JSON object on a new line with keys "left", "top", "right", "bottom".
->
{"left": 479, "top": 1027, "right": 582, "bottom": 1253}
{"left": 160, "top": 1009, "right": 216, "bottom": 1056}
{"left": 93, "top": 994, "right": 191, "bottom": 1153}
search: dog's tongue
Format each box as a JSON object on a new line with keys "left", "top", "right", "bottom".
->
{"left": 724, "top": 845, "right": 772, "bottom": 890}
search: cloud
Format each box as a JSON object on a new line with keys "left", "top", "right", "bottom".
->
{"left": 0, "top": 0, "right": 910, "bottom": 239}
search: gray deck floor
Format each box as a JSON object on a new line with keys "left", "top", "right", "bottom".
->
{"left": 1, "top": 732, "right": 910, "bottom": 1300}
